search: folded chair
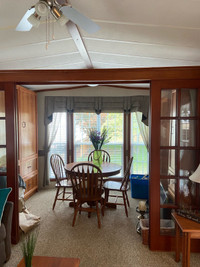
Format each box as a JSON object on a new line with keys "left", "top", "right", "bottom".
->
{"left": 102, "top": 157, "right": 133, "bottom": 217}
{"left": 50, "top": 154, "right": 73, "bottom": 210}
{"left": 70, "top": 162, "right": 104, "bottom": 228}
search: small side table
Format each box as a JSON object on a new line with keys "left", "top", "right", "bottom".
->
{"left": 18, "top": 256, "right": 80, "bottom": 267}
{"left": 172, "top": 212, "right": 200, "bottom": 267}
{"left": 136, "top": 206, "right": 148, "bottom": 234}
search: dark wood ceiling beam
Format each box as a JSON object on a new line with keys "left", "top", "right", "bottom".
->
{"left": 0, "top": 66, "right": 200, "bottom": 83}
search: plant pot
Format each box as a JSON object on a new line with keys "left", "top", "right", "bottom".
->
{"left": 92, "top": 150, "right": 103, "bottom": 167}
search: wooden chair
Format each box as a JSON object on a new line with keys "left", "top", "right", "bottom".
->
{"left": 50, "top": 154, "right": 73, "bottom": 210}
{"left": 102, "top": 157, "right": 133, "bottom": 217}
{"left": 88, "top": 149, "right": 111, "bottom": 163}
{"left": 70, "top": 162, "right": 104, "bottom": 228}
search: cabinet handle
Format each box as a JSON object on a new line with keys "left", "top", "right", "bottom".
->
{"left": 27, "top": 166, "right": 31, "bottom": 168}
{"left": 22, "top": 121, "right": 26, "bottom": 128}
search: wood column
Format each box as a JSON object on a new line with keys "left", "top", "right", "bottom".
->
{"left": 4, "top": 82, "right": 19, "bottom": 244}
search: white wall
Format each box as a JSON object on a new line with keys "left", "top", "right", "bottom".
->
{"left": 37, "top": 86, "right": 149, "bottom": 188}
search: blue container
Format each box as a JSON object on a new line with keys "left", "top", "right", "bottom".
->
{"left": 129, "top": 174, "right": 149, "bottom": 199}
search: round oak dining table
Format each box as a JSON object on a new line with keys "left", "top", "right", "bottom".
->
{"left": 64, "top": 161, "right": 121, "bottom": 177}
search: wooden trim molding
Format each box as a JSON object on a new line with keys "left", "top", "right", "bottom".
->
{"left": 0, "top": 66, "right": 200, "bottom": 83}
{"left": 4, "top": 82, "right": 19, "bottom": 244}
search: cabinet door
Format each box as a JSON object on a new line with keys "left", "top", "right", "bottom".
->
{"left": 17, "top": 85, "right": 38, "bottom": 199}
{"left": 17, "top": 86, "right": 37, "bottom": 159}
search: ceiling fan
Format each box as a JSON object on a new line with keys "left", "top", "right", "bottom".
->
{"left": 16, "top": 0, "right": 100, "bottom": 34}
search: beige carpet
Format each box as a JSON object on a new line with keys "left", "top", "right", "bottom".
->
{"left": 5, "top": 187, "right": 200, "bottom": 267}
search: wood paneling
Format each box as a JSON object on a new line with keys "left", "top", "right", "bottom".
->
{"left": 17, "top": 85, "right": 38, "bottom": 200}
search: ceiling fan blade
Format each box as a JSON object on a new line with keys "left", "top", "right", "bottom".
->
{"left": 16, "top": 8, "right": 35, "bottom": 31}
{"left": 61, "top": 6, "right": 100, "bottom": 34}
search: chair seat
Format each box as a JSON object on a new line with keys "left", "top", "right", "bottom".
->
{"left": 75, "top": 188, "right": 104, "bottom": 201}
{"left": 103, "top": 181, "right": 129, "bottom": 191}
{"left": 55, "top": 179, "right": 72, "bottom": 188}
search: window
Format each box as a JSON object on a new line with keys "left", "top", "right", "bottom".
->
{"left": 48, "top": 112, "right": 67, "bottom": 179}
{"left": 74, "top": 113, "right": 124, "bottom": 175}
{"left": 131, "top": 112, "right": 148, "bottom": 174}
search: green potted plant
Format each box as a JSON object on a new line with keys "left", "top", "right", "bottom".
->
{"left": 21, "top": 229, "right": 38, "bottom": 267}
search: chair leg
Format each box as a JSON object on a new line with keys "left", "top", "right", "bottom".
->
{"left": 102, "top": 188, "right": 109, "bottom": 216}
{"left": 125, "top": 191, "right": 130, "bottom": 207}
{"left": 96, "top": 201, "right": 101, "bottom": 229}
{"left": 72, "top": 201, "right": 79, "bottom": 227}
{"left": 63, "top": 187, "right": 66, "bottom": 200}
{"left": 52, "top": 187, "right": 60, "bottom": 210}
{"left": 122, "top": 191, "right": 128, "bottom": 217}
{"left": 88, "top": 205, "right": 92, "bottom": 218}
{"left": 101, "top": 197, "right": 105, "bottom": 216}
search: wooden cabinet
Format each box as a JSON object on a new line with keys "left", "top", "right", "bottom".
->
{"left": 17, "top": 85, "right": 38, "bottom": 199}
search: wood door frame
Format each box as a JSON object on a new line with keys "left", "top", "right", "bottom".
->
{"left": 150, "top": 79, "right": 200, "bottom": 251}
{"left": 1, "top": 67, "right": 200, "bottom": 245}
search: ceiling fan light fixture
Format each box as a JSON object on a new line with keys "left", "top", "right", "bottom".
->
{"left": 57, "top": 13, "right": 68, "bottom": 26}
{"left": 27, "top": 13, "right": 41, "bottom": 28}
{"left": 51, "top": 6, "right": 68, "bottom": 26}
{"left": 35, "top": 1, "right": 50, "bottom": 16}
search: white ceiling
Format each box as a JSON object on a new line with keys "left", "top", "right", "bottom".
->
{"left": 1, "top": 0, "right": 200, "bottom": 71}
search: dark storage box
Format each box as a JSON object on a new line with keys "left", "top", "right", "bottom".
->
{"left": 129, "top": 174, "right": 149, "bottom": 199}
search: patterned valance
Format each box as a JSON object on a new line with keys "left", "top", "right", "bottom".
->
{"left": 45, "top": 96, "right": 149, "bottom": 125}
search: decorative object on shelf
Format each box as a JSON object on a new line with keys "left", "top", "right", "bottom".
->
{"left": 136, "top": 201, "right": 149, "bottom": 234}
{"left": 189, "top": 163, "right": 200, "bottom": 183}
{"left": 177, "top": 209, "right": 200, "bottom": 224}
{"left": 21, "top": 229, "right": 38, "bottom": 267}
{"left": 88, "top": 127, "right": 110, "bottom": 167}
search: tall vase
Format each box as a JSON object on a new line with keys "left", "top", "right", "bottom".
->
{"left": 93, "top": 150, "right": 103, "bottom": 167}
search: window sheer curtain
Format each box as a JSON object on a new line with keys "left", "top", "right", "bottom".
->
{"left": 135, "top": 112, "right": 149, "bottom": 152}
{"left": 43, "top": 112, "right": 62, "bottom": 186}
{"left": 43, "top": 95, "right": 149, "bottom": 187}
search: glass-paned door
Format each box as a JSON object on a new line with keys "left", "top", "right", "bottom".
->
{"left": 150, "top": 80, "right": 200, "bottom": 251}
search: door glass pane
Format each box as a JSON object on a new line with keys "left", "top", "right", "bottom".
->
{"left": 0, "top": 120, "right": 6, "bottom": 145}
{"left": 179, "top": 150, "right": 197, "bottom": 176}
{"left": 180, "top": 120, "right": 196, "bottom": 147}
{"left": 179, "top": 179, "right": 197, "bottom": 209}
{"left": 160, "top": 209, "right": 175, "bottom": 235}
{"left": 180, "top": 89, "right": 197, "bottom": 117}
{"left": 160, "top": 120, "right": 177, "bottom": 146}
{"left": 0, "top": 148, "right": 6, "bottom": 172}
{"left": 161, "top": 90, "right": 176, "bottom": 117}
{"left": 0, "top": 91, "right": 5, "bottom": 117}
{"left": 160, "top": 149, "right": 176, "bottom": 176}
{"left": 160, "top": 179, "right": 176, "bottom": 204}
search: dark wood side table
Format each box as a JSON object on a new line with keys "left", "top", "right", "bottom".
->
{"left": 172, "top": 212, "right": 200, "bottom": 267}
{"left": 18, "top": 256, "right": 80, "bottom": 267}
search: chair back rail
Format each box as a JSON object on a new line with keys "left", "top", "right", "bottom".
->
{"left": 70, "top": 163, "right": 103, "bottom": 200}
{"left": 88, "top": 150, "right": 111, "bottom": 163}
{"left": 50, "top": 154, "right": 67, "bottom": 185}
{"left": 120, "top": 157, "right": 133, "bottom": 190}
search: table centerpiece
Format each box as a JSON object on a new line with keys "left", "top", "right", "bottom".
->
{"left": 88, "top": 127, "right": 110, "bottom": 167}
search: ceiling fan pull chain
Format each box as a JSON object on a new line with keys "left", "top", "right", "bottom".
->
{"left": 46, "top": 14, "right": 50, "bottom": 50}
{"left": 52, "top": 17, "right": 55, "bottom": 40}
